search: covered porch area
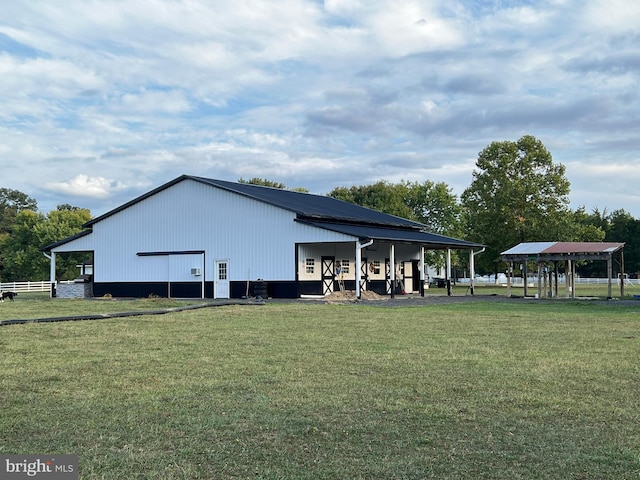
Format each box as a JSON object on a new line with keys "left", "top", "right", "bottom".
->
{"left": 296, "top": 221, "right": 485, "bottom": 299}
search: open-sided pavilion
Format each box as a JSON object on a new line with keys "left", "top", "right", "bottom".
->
{"left": 501, "top": 242, "right": 626, "bottom": 299}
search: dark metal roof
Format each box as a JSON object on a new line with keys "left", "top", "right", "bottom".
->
{"left": 84, "top": 175, "right": 423, "bottom": 229}
{"left": 298, "top": 220, "right": 483, "bottom": 248}
{"left": 47, "top": 175, "right": 482, "bottom": 251}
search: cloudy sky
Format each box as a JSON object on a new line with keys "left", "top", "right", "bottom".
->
{"left": 1, "top": 0, "right": 639, "bottom": 218}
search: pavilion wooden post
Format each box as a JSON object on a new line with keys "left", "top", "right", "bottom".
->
{"left": 553, "top": 261, "right": 559, "bottom": 298}
{"left": 565, "top": 259, "right": 574, "bottom": 298}
{"left": 537, "top": 262, "right": 543, "bottom": 299}
{"left": 523, "top": 261, "right": 529, "bottom": 297}
{"left": 506, "top": 262, "right": 512, "bottom": 297}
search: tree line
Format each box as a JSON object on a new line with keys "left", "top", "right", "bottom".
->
{"left": 2, "top": 135, "right": 638, "bottom": 282}
{"left": 0, "top": 190, "right": 92, "bottom": 282}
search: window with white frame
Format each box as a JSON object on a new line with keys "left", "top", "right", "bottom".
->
{"left": 305, "top": 258, "right": 315, "bottom": 274}
{"left": 218, "top": 262, "right": 228, "bottom": 280}
{"left": 372, "top": 260, "right": 381, "bottom": 275}
{"left": 340, "top": 259, "right": 350, "bottom": 274}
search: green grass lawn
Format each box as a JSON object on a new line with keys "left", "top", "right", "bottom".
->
{"left": 1, "top": 299, "right": 639, "bottom": 479}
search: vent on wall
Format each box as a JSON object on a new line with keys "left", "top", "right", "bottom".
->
{"left": 190, "top": 268, "right": 201, "bottom": 276}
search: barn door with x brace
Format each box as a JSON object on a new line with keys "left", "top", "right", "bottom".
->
{"left": 321, "top": 256, "right": 335, "bottom": 295}
{"left": 385, "top": 258, "right": 392, "bottom": 294}
{"left": 359, "top": 257, "right": 368, "bottom": 292}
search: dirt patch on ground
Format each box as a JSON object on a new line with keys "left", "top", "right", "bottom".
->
{"left": 323, "top": 290, "right": 386, "bottom": 302}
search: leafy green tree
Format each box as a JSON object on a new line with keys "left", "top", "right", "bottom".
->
{"left": 0, "top": 206, "right": 91, "bottom": 281}
{"left": 0, "top": 188, "right": 37, "bottom": 235}
{"left": 329, "top": 180, "right": 464, "bottom": 272}
{"left": 329, "top": 181, "right": 414, "bottom": 219}
{"left": 238, "top": 177, "right": 309, "bottom": 192}
{"left": 567, "top": 207, "right": 606, "bottom": 243}
{"left": 606, "top": 209, "right": 640, "bottom": 277}
{"left": 404, "top": 181, "right": 463, "bottom": 238}
{"left": 238, "top": 177, "right": 286, "bottom": 189}
{"left": 462, "top": 135, "right": 572, "bottom": 274}
{"left": 329, "top": 180, "right": 463, "bottom": 236}
{"left": 569, "top": 208, "right": 639, "bottom": 278}
{"left": 0, "top": 210, "right": 45, "bottom": 281}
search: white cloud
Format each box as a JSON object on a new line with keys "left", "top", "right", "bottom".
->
{"left": 46, "top": 175, "right": 128, "bottom": 199}
{"left": 0, "top": 0, "right": 638, "bottom": 218}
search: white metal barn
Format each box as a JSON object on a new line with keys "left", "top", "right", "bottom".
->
{"left": 42, "top": 175, "right": 483, "bottom": 299}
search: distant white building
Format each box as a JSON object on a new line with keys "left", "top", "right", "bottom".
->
{"left": 42, "top": 175, "right": 483, "bottom": 299}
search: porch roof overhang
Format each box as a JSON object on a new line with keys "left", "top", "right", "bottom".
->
{"left": 297, "top": 219, "right": 484, "bottom": 250}
{"left": 40, "top": 229, "right": 93, "bottom": 252}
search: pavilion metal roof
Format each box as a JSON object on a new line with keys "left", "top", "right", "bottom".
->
{"left": 501, "top": 242, "right": 625, "bottom": 260}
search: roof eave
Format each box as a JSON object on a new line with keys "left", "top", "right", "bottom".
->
{"left": 40, "top": 229, "right": 93, "bottom": 252}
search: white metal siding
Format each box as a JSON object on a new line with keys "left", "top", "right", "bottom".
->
{"left": 169, "top": 254, "right": 204, "bottom": 282}
{"left": 90, "top": 178, "right": 355, "bottom": 283}
{"left": 50, "top": 233, "right": 94, "bottom": 253}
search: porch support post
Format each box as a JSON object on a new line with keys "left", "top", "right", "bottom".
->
{"left": 356, "top": 239, "right": 374, "bottom": 300}
{"left": 620, "top": 249, "right": 625, "bottom": 298}
{"left": 419, "top": 245, "right": 425, "bottom": 297}
{"left": 49, "top": 252, "right": 56, "bottom": 298}
{"left": 470, "top": 250, "right": 476, "bottom": 296}
{"left": 390, "top": 244, "right": 395, "bottom": 299}
{"left": 356, "top": 241, "right": 362, "bottom": 300}
{"left": 607, "top": 252, "right": 613, "bottom": 300}
{"left": 201, "top": 252, "right": 205, "bottom": 299}
{"left": 446, "top": 248, "right": 452, "bottom": 296}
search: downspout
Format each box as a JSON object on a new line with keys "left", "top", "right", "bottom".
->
{"left": 356, "top": 239, "right": 374, "bottom": 300}
{"left": 469, "top": 247, "right": 485, "bottom": 296}
{"left": 42, "top": 251, "right": 56, "bottom": 298}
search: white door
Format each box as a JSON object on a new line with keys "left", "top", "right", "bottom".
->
{"left": 403, "top": 261, "right": 414, "bottom": 293}
{"left": 214, "top": 260, "right": 230, "bottom": 299}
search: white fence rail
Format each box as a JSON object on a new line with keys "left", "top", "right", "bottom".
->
{"left": 0, "top": 281, "right": 51, "bottom": 293}
{"left": 458, "top": 276, "right": 636, "bottom": 286}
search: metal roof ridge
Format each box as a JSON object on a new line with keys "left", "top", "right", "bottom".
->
{"left": 296, "top": 215, "right": 423, "bottom": 230}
